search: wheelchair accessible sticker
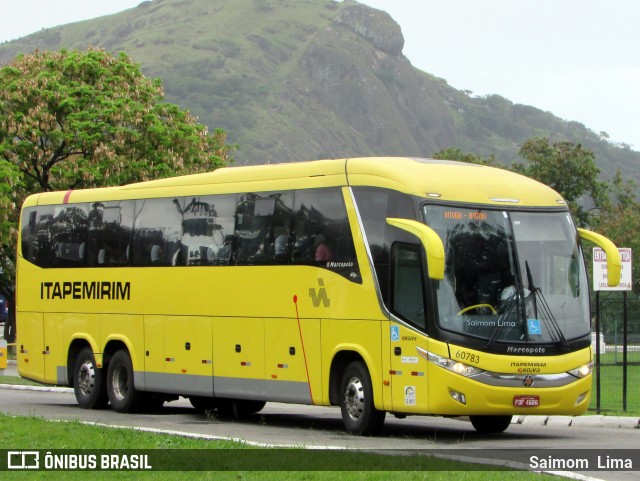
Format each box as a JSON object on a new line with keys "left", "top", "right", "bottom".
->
{"left": 391, "top": 325, "right": 400, "bottom": 342}
{"left": 527, "top": 319, "right": 542, "bottom": 335}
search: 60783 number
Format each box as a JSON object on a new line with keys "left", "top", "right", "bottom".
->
{"left": 455, "top": 350, "right": 480, "bottom": 364}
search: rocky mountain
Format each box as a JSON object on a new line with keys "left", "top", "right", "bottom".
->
{"left": 1, "top": 0, "right": 638, "bottom": 182}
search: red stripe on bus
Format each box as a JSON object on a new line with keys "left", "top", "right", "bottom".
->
{"left": 293, "top": 294, "right": 314, "bottom": 403}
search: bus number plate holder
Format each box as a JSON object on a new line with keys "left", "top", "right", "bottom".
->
{"left": 513, "top": 395, "right": 540, "bottom": 407}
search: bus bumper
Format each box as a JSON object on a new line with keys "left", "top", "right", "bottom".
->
{"left": 428, "top": 368, "right": 592, "bottom": 416}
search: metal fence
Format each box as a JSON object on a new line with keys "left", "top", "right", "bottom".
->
{"left": 592, "top": 294, "right": 640, "bottom": 413}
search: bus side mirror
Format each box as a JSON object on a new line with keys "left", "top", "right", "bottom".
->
{"left": 577, "top": 228, "right": 621, "bottom": 287}
{"left": 386, "top": 218, "right": 445, "bottom": 280}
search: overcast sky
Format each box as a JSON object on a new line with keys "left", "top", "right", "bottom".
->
{"left": 0, "top": 0, "right": 638, "bottom": 151}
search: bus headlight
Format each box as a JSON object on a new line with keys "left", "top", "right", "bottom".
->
{"left": 568, "top": 363, "right": 592, "bottom": 379}
{"left": 417, "top": 347, "right": 484, "bottom": 378}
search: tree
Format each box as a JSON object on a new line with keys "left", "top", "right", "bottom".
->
{"left": 513, "top": 137, "right": 606, "bottom": 226}
{"left": 592, "top": 169, "right": 640, "bottom": 291}
{"left": 0, "top": 47, "right": 234, "bottom": 282}
{"left": 432, "top": 146, "right": 498, "bottom": 166}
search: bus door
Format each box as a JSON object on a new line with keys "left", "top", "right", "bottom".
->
{"left": 388, "top": 243, "right": 429, "bottom": 413}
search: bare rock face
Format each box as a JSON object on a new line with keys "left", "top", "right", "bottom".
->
{"left": 295, "top": 2, "right": 456, "bottom": 161}
{"left": 334, "top": 4, "right": 405, "bottom": 56}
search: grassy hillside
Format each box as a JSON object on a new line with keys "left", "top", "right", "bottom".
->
{"left": 1, "top": 0, "right": 638, "bottom": 183}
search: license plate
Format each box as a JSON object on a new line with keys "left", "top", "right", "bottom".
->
{"left": 513, "top": 395, "right": 540, "bottom": 407}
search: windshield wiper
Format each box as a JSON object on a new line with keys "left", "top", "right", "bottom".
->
{"left": 485, "top": 288, "right": 520, "bottom": 350}
{"left": 525, "top": 261, "right": 569, "bottom": 352}
{"left": 525, "top": 261, "right": 538, "bottom": 318}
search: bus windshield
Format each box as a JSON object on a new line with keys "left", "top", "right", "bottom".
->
{"left": 423, "top": 206, "right": 590, "bottom": 346}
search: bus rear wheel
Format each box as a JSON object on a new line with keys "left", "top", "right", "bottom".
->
{"left": 73, "top": 347, "right": 108, "bottom": 409}
{"left": 470, "top": 415, "right": 513, "bottom": 433}
{"left": 107, "top": 349, "right": 142, "bottom": 413}
{"left": 339, "top": 361, "right": 385, "bottom": 435}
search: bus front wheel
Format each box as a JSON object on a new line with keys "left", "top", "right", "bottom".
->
{"left": 107, "top": 349, "right": 142, "bottom": 413}
{"left": 470, "top": 415, "right": 513, "bottom": 433}
{"left": 339, "top": 361, "right": 385, "bottom": 435}
{"left": 73, "top": 347, "right": 108, "bottom": 409}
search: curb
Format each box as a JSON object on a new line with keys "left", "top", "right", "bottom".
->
{"left": 0, "top": 383, "right": 73, "bottom": 393}
{"left": 515, "top": 415, "right": 639, "bottom": 429}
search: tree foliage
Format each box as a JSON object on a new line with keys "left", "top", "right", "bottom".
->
{"left": 513, "top": 137, "right": 606, "bottom": 226}
{"left": 592, "top": 170, "right": 640, "bottom": 290}
{"left": 0, "top": 47, "right": 234, "bottom": 282}
{"left": 432, "top": 146, "right": 498, "bottom": 166}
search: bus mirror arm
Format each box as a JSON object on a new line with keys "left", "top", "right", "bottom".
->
{"left": 577, "top": 228, "right": 621, "bottom": 287}
{"left": 386, "top": 218, "right": 445, "bottom": 280}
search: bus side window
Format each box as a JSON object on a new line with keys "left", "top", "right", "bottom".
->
{"left": 21, "top": 206, "right": 54, "bottom": 268}
{"left": 292, "top": 188, "right": 356, "bottom": 265}
{"left": 352, "top": 187, "right": 416, "bottom": 305}
{"left": 86, "top": 201, "right": 134, "bottom": 267}
{"left": 210, "top": 194, "right": 237, "bottom": 266}
{"left": 51, "top": 204, "right": 89, "bottom": 267}
{"left": 233, "top": 194, "right": 255, "bottom": 264}
{"left": 391, "top": 243, "right": 427, "bottom": 330}
{"left": 233, "top": 192, "right": 293, "bottom": 265}
{"left": 176, "top": 194, "right": 237, "bottom": 266}
{"left": 133, "top": 198, "right": 183, "bottom": 267}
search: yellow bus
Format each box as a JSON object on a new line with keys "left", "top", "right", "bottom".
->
{"left": 16, "top": 157, "right": 620, "bottom": 435}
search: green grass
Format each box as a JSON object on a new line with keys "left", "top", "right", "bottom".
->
{"left": 589, "top": 360, "right": 640, "bottom": 414}
{"left": 0, "top": 375, "right": 44, "bottom": 387}
{"left": 0, "top": 414, "right": 553, "bottom": 480}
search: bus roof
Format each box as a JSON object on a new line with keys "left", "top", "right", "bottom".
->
{"left": 23, "top": 157, "right": 565, "bottom": 208}
{"left": 346, "top": 157, "right": 564, "bottom": 207}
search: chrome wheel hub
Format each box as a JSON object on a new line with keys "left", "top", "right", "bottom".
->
{"left": 344, "top": 376, "right": 365, "bottom": 421}
{"left": 111, "top": 364, "right": 129, "bottom": 402}
{"left": 77, "top": 360, "right": 96, "bottom": 395}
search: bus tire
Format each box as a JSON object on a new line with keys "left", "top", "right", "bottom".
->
{"left": 106, "top": 349, "right": 142, "bottom": 413}
{"left": 339, "top": 361, "right": 385, "bottom": 435}
{"left": 73, "top": 347, "right": 109, "bottom": 410}
{"left": 470, "top": 415, "right": 513, "bottom": 434}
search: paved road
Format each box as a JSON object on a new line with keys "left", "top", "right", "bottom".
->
{"left": 0, "top": 374, "right": 638, "bottom": 481}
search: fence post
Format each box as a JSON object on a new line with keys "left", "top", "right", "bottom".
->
{"left": 623, "top": 291, "right": 628, "bottom": 412}
{"left": 595, "top": 291, "right": 601, "bottom": 413}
